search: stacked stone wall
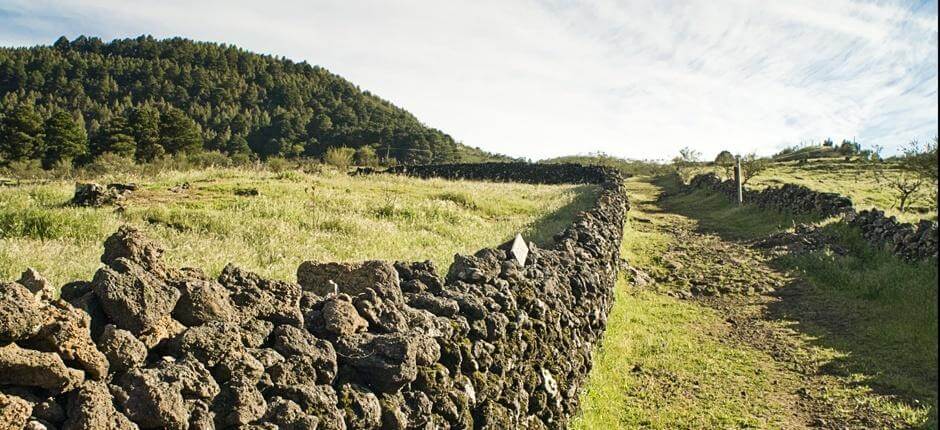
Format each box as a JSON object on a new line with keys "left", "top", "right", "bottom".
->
{"left": 1, "top": 163, "right": 629, "bottom": 429}
{"left": 689, "top": 173, "right": 937, "bottom": 261}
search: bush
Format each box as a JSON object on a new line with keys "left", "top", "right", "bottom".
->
{"left": 324, "top": 147, "right": 355, "bottom": 170}
{"left": 84, "top": 152, "right": 137, "bottom": 176}
{"left": 187, "top": 151, "right": 232, "bottom": 168}
{"left": 265, "top": 157, "right": 291, "bottom": 173}
{"left": 1, "top": 159, "right": 46, "bottom": 180}
{"left": 354, "top": 146, "right": 380, "bottom": 167}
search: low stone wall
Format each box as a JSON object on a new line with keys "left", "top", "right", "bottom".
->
{"left": 1, "top": 163, "right": 629, "bottom": 429}
{"left": 688, "top": 173, "right": 853, "bottom": 218}
{"left": 689, "top": 173, "right": 938, "bottom": 261}
{"left": 849, "top": 210, "right": 938, "bottom": 261}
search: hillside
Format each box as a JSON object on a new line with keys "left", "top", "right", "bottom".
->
{"left": 0, "top": 35, "right": 503, "bottom": 166}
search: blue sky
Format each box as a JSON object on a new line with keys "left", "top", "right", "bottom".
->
{"left": 1, "top": 0, "right": 937, "bottom": 160}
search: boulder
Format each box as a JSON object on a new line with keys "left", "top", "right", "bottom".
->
{"left": 0, "top": 343, "right": 84, "bottom": 393}
{"left": 91, "top": 258, "right": 181, "bottom": 334}
{"left": 0, "top": 281, "right": 44, "bottom": 341}
{"left": 337, "top": 383, "right": 382, "bottom": 430}
{"left": 26, "top": 299, "right": 110, "bottom": 380}
{"left": 172, "top": 278, "right": 238, "bottom": 326}
{"left": 97, "top": 325, "right": 148, "bottom": 374}
{"left": 334, "top": 333, "right": 418, "bottom": 393}
{"left": 218, "top": 264, "right": 303, "bottom": 326}
{"left": 308, "top": 295, "right": 369, "bottom": 337}
{"left": 62, "top": 381, "right": 137, "bottom": 430}
{"left": 101, "top": 226, "right": 164, "bottom": 271}
{"left": 173, "top": 321, "right": 243, "bottom": 367}
{"left": 0, "top": 392, "right": 32, "bottom": 430}
{"left": 297, "top": 260, "right": 403, "bottom": 302}
{"left": 17, "top": 268, "right": 57, "bottom": 301}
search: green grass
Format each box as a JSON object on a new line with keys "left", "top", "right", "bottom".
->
{"left": 575, "top": 178, "right": 801, "bottom": 429}
{"left": 573, "top": 285, "right": 798, "bottom": 429}
{"left": 0, "top": 167, "right": 598, "bottom": 288}
{"left": 660, "top": 175, "right": 938, "bottom": 427}
{"left": 576, "top": 176, "right": 937, "bottom": 429}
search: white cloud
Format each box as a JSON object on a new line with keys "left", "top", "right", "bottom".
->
{"left": 1, "top": 0, "right": 936, "bottom": 160}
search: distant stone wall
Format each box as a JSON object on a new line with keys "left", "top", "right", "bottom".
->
{"left": 0, "top": 163, "right": 629, "bottom": 429}
{"left": 689, "top": 173, "right": 938, "bottom": 261}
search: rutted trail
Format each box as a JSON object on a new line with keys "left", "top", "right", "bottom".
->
{"left": 575, "top": 177, "right": 931, "bottom": 429}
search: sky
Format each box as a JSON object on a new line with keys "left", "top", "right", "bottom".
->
{"left": 1, "top": 0, "right": 937, "bottom": 160}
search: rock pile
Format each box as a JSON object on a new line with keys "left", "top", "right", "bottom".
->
{"left": 689, "top": 173, "right": 938, "bottom": 261}
{"left": 71, "top": 183, "right": 137, "bottom": 207}
{"left": 2, "top": 163, "right": 629, "bottom": 429}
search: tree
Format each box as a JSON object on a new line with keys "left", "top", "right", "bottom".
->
{"left": 42, "top": 110, "right": 88, "bottom": 167}
{"left": 839, "top": 139, "right": 859, "bottom": 156}
{"left": 881, "top": 171, "right": 926, "bottom": 213}
{"left": 714, "top": 150, "right": 735, "bottom": 165}
{"left": 0, "top": 103, "right": 44, "bottom": 162}
{"left": 740, "top": 153, "right": 769, "bottom": 185}
{"left": 900, "top": 137, "right": 938, "bottom": 183}
{"left": 672, "top": 146, "right": 702, "bottom": 182}
{"left": 159, "top": 107, "right": 203, "bottom": 154}
{"left": 714, "top": 150, "right": 736, "bottom": 178}
{"left": 822, "top": 138, "right": 834, "bottom": 147}
{"left": 128, "top": 105, "right": 164, "bottom": 161}
{"left": 98, "top": 115, "right": 137, "bottom": 158}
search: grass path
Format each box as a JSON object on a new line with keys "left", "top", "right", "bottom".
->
{"left": 574, "top": 176, "right": 936, "bottom": 429}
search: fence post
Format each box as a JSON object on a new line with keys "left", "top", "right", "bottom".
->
{"left": 733, "top": 156, "right": 743, "bottom": 205}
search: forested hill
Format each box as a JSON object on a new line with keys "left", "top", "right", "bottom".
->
{"left": 0, "top": 35, "right": 502, "bottom": 167}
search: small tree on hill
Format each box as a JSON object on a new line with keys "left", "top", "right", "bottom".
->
{"left": 839, "top": 139, "right": 859, "bottom": 156}
{"left": 672, "top": 146, "right": 702, "bottom": 183}
{"left": 740, "top": 153, "right": 769, "bottom": 185}
{"left": 714, "top": 150, "right": 735, "bottom": 178}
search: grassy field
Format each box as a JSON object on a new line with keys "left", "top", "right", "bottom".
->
{"left": 0, "top": 167, "right": 597, "bottom": 288}
{"left": 574, "top": 176, "right": 937, "bottom": 429}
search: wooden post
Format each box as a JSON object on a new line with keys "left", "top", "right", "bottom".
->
{"left": 733, "top": 156, "right": 743, "bottom": 205}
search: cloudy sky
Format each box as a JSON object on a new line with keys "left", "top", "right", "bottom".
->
{"left": 1, "top": 0, "right": 937, "bottom": 160}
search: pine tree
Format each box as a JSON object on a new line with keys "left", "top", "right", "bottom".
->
{"left": 159, "top": 107, "right": 203, "bottom": 154}
{"left": 128, "top": 105, "right": 164, "bottom": 161}
{"left": 0, "top": 103, "right": 45, "bottom": 162}
{"left": 98, "top": 115, "right": 137, "bottom": 158}
{"left": 42, "top": 110, "right": 88, "bottom": 167}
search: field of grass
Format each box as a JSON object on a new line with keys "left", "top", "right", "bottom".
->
{"left": 0, "top": 167, "right": 597, "bottom": 288}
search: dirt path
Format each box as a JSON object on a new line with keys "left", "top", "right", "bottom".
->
{"left": 620, "top": 177, "right": 911, "bottom": 429}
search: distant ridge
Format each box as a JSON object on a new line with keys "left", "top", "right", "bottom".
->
{"left": 0, "top": 35, "right": 505, "bottom": 165}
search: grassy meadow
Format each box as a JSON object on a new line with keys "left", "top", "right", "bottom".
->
{"left": 0, "top": 167, "right": 598, "bottom": 288}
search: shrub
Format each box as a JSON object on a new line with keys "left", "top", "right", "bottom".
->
{"left": 324, "top": 147, "right": 355, "bottom": 170}
{"left": 265, "top": 156, "right": 291, "bottom": 173}
{"left": 188, "top": 150, "right": 232, "bottom": 168}
{"left": 84, "top": 152, "right": 137, "bottom": 176}
{"left": 354, "top": 146, "right": 380, "bottom": 167}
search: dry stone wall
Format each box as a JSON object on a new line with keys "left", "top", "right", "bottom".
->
{"left": 0, "top": 163, "right": 629, "bottom": 429}
{"left": 689, "top": 173, "right": 938, "bottom": 261}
